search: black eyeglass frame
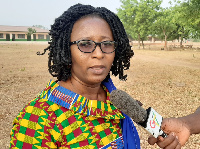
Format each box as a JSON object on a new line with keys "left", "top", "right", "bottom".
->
{"left": 70, "top": 40, "right": 118, "bottom": 53}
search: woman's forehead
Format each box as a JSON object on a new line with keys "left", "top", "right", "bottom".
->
{"left": 70, "top": 16, "right": 113, "bottom": 41}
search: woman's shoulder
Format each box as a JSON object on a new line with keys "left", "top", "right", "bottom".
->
{"left": 14, "top": 80, "right": 68, "bottom": 121}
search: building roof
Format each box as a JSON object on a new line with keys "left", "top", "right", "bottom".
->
{"left": 0, "top": 25, "right": 49, "bottom": 33}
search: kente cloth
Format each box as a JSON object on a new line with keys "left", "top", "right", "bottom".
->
{"left": 10, "top": 78, "right": 140, "bottom": 149}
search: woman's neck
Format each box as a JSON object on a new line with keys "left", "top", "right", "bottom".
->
{"left": 59, "top": 76, "right": 106, "bottom": 102}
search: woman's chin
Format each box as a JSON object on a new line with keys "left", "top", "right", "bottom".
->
{"left": 88, "top": 76, "right": 107, "bottom": 84}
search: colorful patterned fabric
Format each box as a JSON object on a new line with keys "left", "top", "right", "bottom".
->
{"left": 10, "top": 79, "right": 140, "bottom": 149}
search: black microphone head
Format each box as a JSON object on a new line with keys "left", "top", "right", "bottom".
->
{"left": 110, "top": 89, "right": 147, "bottom": 123}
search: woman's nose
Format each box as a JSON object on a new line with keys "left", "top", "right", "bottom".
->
{"left": 91, "top": 44, "right": 104, "bottom": 59}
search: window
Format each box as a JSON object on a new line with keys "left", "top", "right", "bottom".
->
{"left": 0, "top": 33, "right": 3, "bottom": 38}
{"left": 38, "top": 34, "right": 44, "bottom": 39}
{"left": 18, "top": 34, "right": 25, "bottom": 39}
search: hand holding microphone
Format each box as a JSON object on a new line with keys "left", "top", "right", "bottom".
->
{"left": 110, "top": 89, "right": 182, "bottom": 148}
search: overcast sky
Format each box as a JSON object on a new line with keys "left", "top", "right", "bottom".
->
{"left": 0, "top": 0, "right": 171, "bottom": 29}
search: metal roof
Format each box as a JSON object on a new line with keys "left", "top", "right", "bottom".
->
{"left": 0, "top": 25, "right": 49, "bottom": 33}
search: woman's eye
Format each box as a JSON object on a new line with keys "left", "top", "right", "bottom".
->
{"left": 103, "top": 42, "right": 113, "bottom": 47}
{"left": 79, "top": 41, "right": 92, "bottom": 47}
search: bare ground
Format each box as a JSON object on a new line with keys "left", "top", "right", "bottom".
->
{"left": 0, "top": 42, "right": 200, "bottom": 149}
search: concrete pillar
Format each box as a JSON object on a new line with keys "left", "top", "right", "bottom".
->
{"left": 10, "top": 33, "right": 12, "bottom": 41}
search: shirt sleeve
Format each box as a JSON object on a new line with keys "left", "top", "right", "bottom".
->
{"left": 10, "top": 99, "right": 62, "bottom": 149}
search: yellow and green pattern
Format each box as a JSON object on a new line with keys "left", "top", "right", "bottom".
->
{"left": 10, "top": 80, "right": 125, "bottom": 148}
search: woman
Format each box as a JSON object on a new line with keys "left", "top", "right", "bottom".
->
{"left": 10, "top": 4, "right": 140, "bottom": 149}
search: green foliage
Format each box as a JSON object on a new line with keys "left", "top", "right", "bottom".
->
{"left": 184, "top": 0, "right": 200, "bottom": 38}
{"left": 118, "top": 0, "right": 162, "bottom": 39}
{"left": 27, "top": 28, "right": 36, "bottom": 36}
{"left": 32, "top": 25, "right": 49, "bottom": 30}
{"left": 152, "top": 8, "right": 176, "bottom": 39}
{"left": 117, "top": 0, "right": 200, "bottom": 45}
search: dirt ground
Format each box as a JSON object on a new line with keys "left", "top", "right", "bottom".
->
{"left": 0, "top": 42, "right": 200, "bottom": 149}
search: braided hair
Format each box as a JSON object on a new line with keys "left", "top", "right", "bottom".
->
{"left": 39, "top": 4, "right": 134, "bottom": 81}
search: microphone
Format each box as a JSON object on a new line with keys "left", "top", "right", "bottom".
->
{"left": 110, "top": 89, "right": 167, "bottom": 138}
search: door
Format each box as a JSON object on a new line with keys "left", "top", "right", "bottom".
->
{"left": 6, "top": 34, "right": 10, "bottom": 41}
{"left": 12, "top": 34, "right": 15, "bottom": 41}
{"left": 33, "top": 34, "right": 36, "bottom": 41}
{"left": 27, "top": 34, "right": 31, "bottom": 41}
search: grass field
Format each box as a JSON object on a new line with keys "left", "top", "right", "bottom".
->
{"left": 0, "top": 42, "right": 200, "bottom": 148}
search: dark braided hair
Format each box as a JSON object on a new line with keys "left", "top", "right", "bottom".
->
{"left": 38, "top": 4, "right": 134, "bottom": 81}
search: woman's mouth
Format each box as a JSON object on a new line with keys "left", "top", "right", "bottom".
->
{"left": 89, "top": 65, "right": 105, "bottom": 75}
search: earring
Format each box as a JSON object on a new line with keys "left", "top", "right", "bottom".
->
{"left": 67, "top": 63, "right": 72, "bottom": 69}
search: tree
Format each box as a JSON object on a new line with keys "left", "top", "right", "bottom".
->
{"left": 171, "top": 2, "right": 191, "bottom": 46}
{"left": 27, "top": 28, "right": 36, "bottom": 41}
{"left": 117, "top": 0, "right": 139, "bottom": 41}
{"left": 32, "top": 25, "right": 49, "bottom": 30}
{"left": 151, "top": 8, "right": 177, "bottom": 49}
{"left": 27, "top": 28, "right": 36, "bottom": 36}
{"left": 117, "top": 0, "right": 162, "bottom": 49}
{"left": 117, "top": 0, "right": 200, "bottom": 49}
{"left": 182, "top": 0, "right": 200, "bottom": 39}
{"left": 172, "top": 0, "right": 200, "bottom": 40}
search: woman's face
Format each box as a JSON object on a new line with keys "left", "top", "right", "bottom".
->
{"left": 70, "top": 16, "right": 115, "bottom": 85}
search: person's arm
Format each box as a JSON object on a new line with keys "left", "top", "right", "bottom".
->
{"left": 179, "top": 106, "right": 200, "bottom": 135}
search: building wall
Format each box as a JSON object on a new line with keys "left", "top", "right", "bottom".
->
{"left": 0, "top": 32, "right": 7, "bottom": 41}
{"left": 35, "top": 33, "right": 50, "bottom": 41}
{"left": 0, "top": 32, "right": 50, "bottom": 41}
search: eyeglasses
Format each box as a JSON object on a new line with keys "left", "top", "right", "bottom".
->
{"left": 70, "top": 40, "right": 117, "bottom": 53}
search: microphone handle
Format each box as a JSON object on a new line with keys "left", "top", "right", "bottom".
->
{"left": 139, "top": 107, "right": 167, "bottom": 138}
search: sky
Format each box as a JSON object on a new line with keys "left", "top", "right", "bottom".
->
{"left": 0, "top": 0, "right": 172, "bottom": 29}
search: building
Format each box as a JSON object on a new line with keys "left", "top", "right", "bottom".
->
{"left": 0, "top": 25, "right": 50, "bottom": 41}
